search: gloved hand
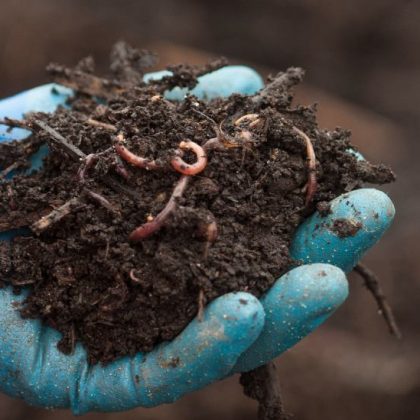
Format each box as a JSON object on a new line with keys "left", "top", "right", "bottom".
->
{"left": 0, "top": 66, "right": 395, "bottom": 414}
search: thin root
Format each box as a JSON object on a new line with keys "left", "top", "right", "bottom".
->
{"left": 0, "top": 117, "right": 32, "bottom": 131}
{"left": 354, "top": 263, "right": 402, "bottom": 339}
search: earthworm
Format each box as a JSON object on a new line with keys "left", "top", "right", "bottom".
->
{"left": 129, "top": 175, "right": 190, "bottom": 242}
{"left": 171, "top": 140, "right": 208, "bottom": 175}
{"left": 114, "top": 134, "right": 160, "bottom": 170}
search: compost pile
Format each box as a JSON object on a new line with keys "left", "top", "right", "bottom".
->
{"left": 0, "top": 43, "right": 394, "bottom": 366}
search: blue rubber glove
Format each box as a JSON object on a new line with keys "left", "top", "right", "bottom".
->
{"left": 0, "top": 66, "right": 395, "bottom": 413}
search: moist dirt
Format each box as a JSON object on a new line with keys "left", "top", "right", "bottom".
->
{"left": 0, "top": 43, "right": 394, "bottom": 369}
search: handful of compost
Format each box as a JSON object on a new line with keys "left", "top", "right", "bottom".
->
{"left": 0, "top": 43, "right": 396, "bottom": 417}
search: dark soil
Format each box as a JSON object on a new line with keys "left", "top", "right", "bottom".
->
{"left": 0, "top": 43, "right": 394, "bottom": 365}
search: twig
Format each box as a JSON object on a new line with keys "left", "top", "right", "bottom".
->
{"left": 31, "top": 121, "right": 141, "bottom": 201}
{"left": 0, "top": 117, "right": 31, "bottom": 131}
{"left": 0, "top": 209, "right": 51, "bottom": 232}
{"left": 240, "top": 362, "right": 290, "bottom": 420}
{"left": 33, "top": 120, "right": 85, "bottom": 160}
{"left": 292, "top": 126, "right": 317, "bottom": 206}
{"left": 354, "top": 263, "right": 402, "bottom": 339}
{"left": 31, "top": 197, "right": 84, "bottom": 235}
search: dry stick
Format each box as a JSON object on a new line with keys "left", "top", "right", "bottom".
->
{"left": 240, "top": 362, "right": 290, "bottom": 420}
{"left": 31, "top": 197, "right": 83, "bottom": 235}
{"left": 129, "top": 175, "right": 190, "bottom": 242}
{"left": 291, "top": 126, "right": 317, "bottom": 206}
{"left": 0, "top": 210, "right": 50, "bottom": 233}
{"left": 0, "top": 117, "right": 31, "bottom": 131}
{"left": 34, "top": 120, "right": 85, "bottom": 160}
{"left": 21, "top": 121, "right": 138, "bottom": 232}
{"left": 354, "top": 263, "right": 402, "bottom": 339}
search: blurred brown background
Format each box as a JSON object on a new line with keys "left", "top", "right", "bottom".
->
{"left": 0, "top": 1, "right": 419, "bottom": 419}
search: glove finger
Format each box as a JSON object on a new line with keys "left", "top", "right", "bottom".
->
{"left": 76, "top": 291, "right": 264, "bottom": 413}
{"left": 290, "top": 188, "right": 395, "bottom": 273}
{"left": 144, "top": 65, "right": 264, "bottom": 100}
{"left": 231, "top": 263, "right": 348, "bottom": 373}
{"left": 0, "top": 288, "right": 264, "bottom": 413}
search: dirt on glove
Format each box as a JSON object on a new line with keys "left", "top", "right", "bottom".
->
{"left": 0, "top": 42, "right": 394, "bottom": 366}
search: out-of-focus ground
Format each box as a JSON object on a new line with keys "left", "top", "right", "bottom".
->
{"left": 0, "top": 1, "right": 419, "bottom": 419}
